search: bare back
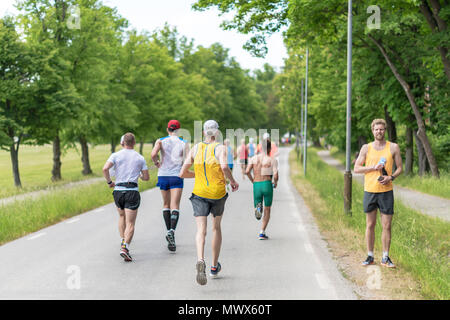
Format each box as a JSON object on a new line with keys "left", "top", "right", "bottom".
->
{"left": 250, "top": 154, "right": 277, "bottom": 182}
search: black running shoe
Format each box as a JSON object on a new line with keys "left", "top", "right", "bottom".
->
{"left": 210, "top": 262, "right": 222, "bottom": 278}
{"left": 361, "top": 255, "right": 374, "bottom": 266}
{"left": 120, "top": 245, "right": 132, "bottom": 262}
{"left": 166, "top": 230, "right": 176, "bottom": 252}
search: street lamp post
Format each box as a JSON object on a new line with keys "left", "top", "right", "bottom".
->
{"left": 344, "top": 0, "right": 353, "bottom": 215}
{"left": 299, "top": 79, "right": 304, "bottom": 162}
{"left": 303, "top": 48, "right": 309, "bottom": 176}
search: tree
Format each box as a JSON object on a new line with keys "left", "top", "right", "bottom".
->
{"left": 0, "top": 17, "right": 38, "bottom": 187}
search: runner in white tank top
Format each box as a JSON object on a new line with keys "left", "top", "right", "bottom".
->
{"left": 151, "top": 120, "right": 189, "bottom": 252}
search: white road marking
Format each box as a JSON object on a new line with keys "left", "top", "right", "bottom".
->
{"left": 27, "top": 233, "right": 46, "bottom": 240}
{"left": 297, "top": 224, "right": 306, "bottom": 232}
{"left": 66, "top": 218, "right": 80, "bottom": 224}
{"left": 315, "top": 273, "right": 330, "bottom": 289}
{"left": 93, "top": 208, "right": 104, "bottom": 213}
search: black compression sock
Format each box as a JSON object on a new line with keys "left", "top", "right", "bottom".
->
{"left": 170, "top": 210, "right": 179, "bottom": 230}
{"left": 163, "top": 209, "right": 171, "bottom": 230}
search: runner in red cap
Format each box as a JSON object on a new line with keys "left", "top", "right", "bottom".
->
{"left": 151, "top": 120, "right": 189, "bottom": 252}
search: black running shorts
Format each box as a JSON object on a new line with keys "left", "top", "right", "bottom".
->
{"left": 113, "top": 190, "right": 141, "bottom": 211}
{"left": 363, "top": 190, "right": 394, "bottom": 215}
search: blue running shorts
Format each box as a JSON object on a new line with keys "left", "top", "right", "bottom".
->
{"left": 157, "top": 176, "right": 184, "bottom": 190}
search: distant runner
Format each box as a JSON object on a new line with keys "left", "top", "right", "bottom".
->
{"left": 102, "top": 133, "right": 149, "bottom": 262}
{"left": 224, "top": 139, "right": 236, "bottom": 172}
{"left": 179, "top": 120, "right": 239, "bottom": 285}
{"left": 257, "top": 133, "right": 279, "bottom": 158}
{"left": 151, "top": 120, "right": 189, "bottom": 252}
{"left": 247, "top": 137, "right": 256, "bottom": 159}
{"left": 246, "top": 138, "right": 279, "bottom": 240}
{"left": 237, "top": 139, "right": 249, "bottom": 180}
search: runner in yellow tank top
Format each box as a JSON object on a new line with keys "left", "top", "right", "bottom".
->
{"left": 354, "top": 119, "right": 402, "bottom": 269}
{"left": 180, "top": 120, "right": 239, "bottom": 285}
{"left": 192, "top": 141, "right": 227, "bottom": 199}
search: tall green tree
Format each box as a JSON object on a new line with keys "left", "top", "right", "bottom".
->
{"left": 0, "top": 17, "right": 38, "bottom": 187}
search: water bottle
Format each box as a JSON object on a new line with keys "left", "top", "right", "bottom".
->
{"left": 377, "top": 157, "right": 388, "bottom": 181}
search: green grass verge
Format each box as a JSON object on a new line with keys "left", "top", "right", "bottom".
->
{"left": 0, "top": 144, "right": 154, "bottom": 199}
{"left": 330, "top": 147, "right": 450, "bottom": 199}
{"left": 0, "top": 170, "right": 157, "bottom": 246}
{"left": 291, "top": 148, "right": 449, "bottom": 300}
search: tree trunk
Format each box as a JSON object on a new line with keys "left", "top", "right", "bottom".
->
{"left": 52, "top": 134, "right": 62, "bottom": 181}
{"left": 415, "top": 130, "right": 428, "bottom": 176}
{"left": 405, "top": 125, "right": 414, "bottom": 175}
{"left": 6, "top": 99, "right": 22, "bottom": 188}
{"left": 384, "top": 106, "right": 397, "bottom": 142}
{"left": 80, "top": 136, "right": 92, "bottom": 175}
{"left": 111, "top": 138, "right": 116, "bottom": 154}
{"left": 10, "top": 138, "right": 22, "bottom": 188}
{"left": 367, "top": 34, "right": 440, "bottom": 178}
{"left": 358, "top": 135, "right": 367, "bottom": 150}
{"left": 139, "top": 138, "right": 144, "bottom": 155}
{"left": 313, "top": 137, "right": 321, "bottom": 148}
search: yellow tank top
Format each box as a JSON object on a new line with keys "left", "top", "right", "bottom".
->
{"left": 192, "top": 142, "right": 226, "bottom": 199}
{"left": 364, "top": 141, "right": 393, "bottom": 193}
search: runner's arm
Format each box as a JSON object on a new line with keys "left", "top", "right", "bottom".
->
{"left": 354, "top": 144, "right": 379, "bottom": 174}
{"left": 150, "top": 139, "right": 161, "bottom": 168}
{"left": 273, "top": 158, "right": 279, "bottom": 188}
{"left": 217, "top": 145, "right": 239, "bottom": 191}
{"left": 245, "top": 158, "right": 254, "bottom": 183}
{"left": 380, "top": 143, "right": 403, "bottom": 185}
{"left": 392, "top": 143, "right": 403, "bottom": 178}
{"left": 102, "top": 161, "right": 116, "bottom": 188}
{"left": 179, "top": 147, "right": 195, "bottom": 178}
{"left": 140, "top": 170, "right": 149, "bottom": 181}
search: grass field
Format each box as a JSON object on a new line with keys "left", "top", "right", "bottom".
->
{"left": 0, "top": 143, "right": 154, "bottom": 199}
{"left": 0, "top": 172, "right": 157, "bottom": 246}
{"left": 329, "top": 147, "right": 450, "bottom": 199}
{"left": 290, "top": 148, "right": 449, "bottom": 300}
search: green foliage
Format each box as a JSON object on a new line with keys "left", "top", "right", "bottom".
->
{"left": 1, "top": 0, "right": 280, "bottom": 190}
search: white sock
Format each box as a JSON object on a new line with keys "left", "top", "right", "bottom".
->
{"left": 383, "top": 251, "right": 389, "bottom": 259}
{"left": 260, "top": 230, "right": 265, "bottom": 235}
{"left": 368, "top": 251, "right": 374, "bottom": 257}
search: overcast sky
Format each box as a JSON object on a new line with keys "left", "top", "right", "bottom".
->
{"left": 0, "top": 0, "right": 288, "bottom": 72}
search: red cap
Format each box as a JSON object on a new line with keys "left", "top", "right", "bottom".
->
{"left": 167, "top": 120, "right": 180, "bottom": 130}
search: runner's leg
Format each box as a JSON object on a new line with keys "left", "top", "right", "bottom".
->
{"left": 170, "top": 188, "right": 182, "bottom": 230}
{"left": 124, "top": 209, "right": 137, "bottom": 245}
{"left": 161, "top": 190, "right": 171, "bottom": 230}
{"left": 169, "top": 187, "right": 182, "bottom": 211}
{"left": 380, "top": 213, "right": 393, "bottom": 254}
{"left": 195, "top": 216, "right": 207, "bottom": 261}
{"left": 261, "top": 206, "right": 271, "bottom": 232}
{"left": 211, "top": 214, "right": 223, "bottom": 266}
{"left": 117, "top": 207, "right": 126, "bottom": 240}
{"left": 365, "top": 210, "right": 377, "bottom": 254}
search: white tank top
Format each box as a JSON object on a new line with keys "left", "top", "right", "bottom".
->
{"left": 158, "top": 135, "right": 186, "bottom": 176}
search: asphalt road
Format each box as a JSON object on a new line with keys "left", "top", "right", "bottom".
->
{"left": 0, "top": 147, "right": 356, "bottom": 300}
